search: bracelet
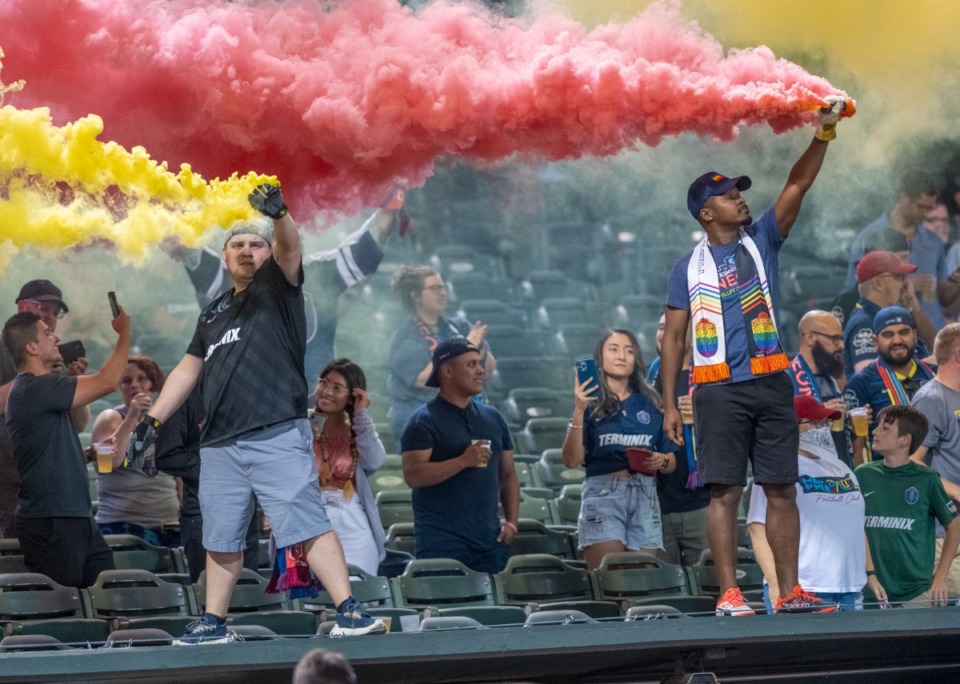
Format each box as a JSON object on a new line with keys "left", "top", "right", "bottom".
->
{"left": 567, "top": 422, "right": 583, "bottom": 430}
{"left": 503, "top": 521, "right": 518, "bottom": 533}
{"left": 866, "top": 570, "right": 876, "bottom": 577}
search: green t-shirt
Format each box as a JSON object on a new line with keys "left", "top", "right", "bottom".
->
{"left": 855, "top": 460, "right": 958, "bottom": 603}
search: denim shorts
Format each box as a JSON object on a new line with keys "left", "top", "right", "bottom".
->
{"left": 199, "top": 419, "right": 333, "bottom": 552}
{"left": 578, "top": 473, "right": 663, "bottom": 551}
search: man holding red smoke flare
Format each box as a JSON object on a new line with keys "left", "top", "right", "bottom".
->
{"left": 660, "top": 96, "right": 853, "bottom": 616}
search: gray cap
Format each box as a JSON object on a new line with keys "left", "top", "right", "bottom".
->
{"left": 223, "top": 220, "right": 273, "bottom": 247}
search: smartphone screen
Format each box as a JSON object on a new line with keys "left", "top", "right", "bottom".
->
{"left": 108, "top": 291, "right": 119, "bottom": 318}
{"left": 575, "top": 355, "right": 599, "bottom": 389}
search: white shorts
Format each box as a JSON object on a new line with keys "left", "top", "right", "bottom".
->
{"left": 321, "top": 489, "right": 381, "bottom": 575}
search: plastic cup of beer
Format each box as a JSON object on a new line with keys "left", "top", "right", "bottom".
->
{"left": 95, "top": 444, "right": 114, "bottom": 474}
{"left": 850, "top": 407, "right": 869, "bottom": 437}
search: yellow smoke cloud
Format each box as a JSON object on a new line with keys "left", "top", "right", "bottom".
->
{"left": 0, "top": 100, "right": 276, "bottom": 269}
{"left": 559, "top": 0, "right": 960, "bottom": 158}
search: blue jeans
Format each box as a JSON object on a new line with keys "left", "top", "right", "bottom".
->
{"left": 578, "top": 473, "right": 662, "bottom": 551}
{"left": 762, "top": 584, "right": 863, "bottom": 613}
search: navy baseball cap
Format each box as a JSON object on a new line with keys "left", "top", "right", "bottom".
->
{"left": 16, "top": 279, "right": 68, "bottom": 313}
{"left": 872, "top": 306, "right": 914, "bottom": 334}
{"left": 687, "top": 172, "right": 752, "bottom": 219}
{"left": 425, "top": 338, "right": 480, "bottom": 388}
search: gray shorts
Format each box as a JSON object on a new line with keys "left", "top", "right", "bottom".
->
{"left": 199, "top": 419, "right": 333, "bottom": 552}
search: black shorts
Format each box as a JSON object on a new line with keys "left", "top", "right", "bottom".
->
{"left": 693, "top": 372, "right": 798, "bottom": 487}
{"left": 16, "top": 516, "right": 114, "bottom": 589}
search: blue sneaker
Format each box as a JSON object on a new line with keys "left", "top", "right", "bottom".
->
{"left": 173, "top": 613, "right": 242, "bottom": 645}
{"left": 330, "top": 599, "right": 387, "bottom": 637}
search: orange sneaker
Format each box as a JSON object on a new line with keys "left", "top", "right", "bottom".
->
{"left": 775, "top": 585, "right": 837, "bottom": 614}
{"left": 715, "top": 587, "right": 756, "bottom": 616}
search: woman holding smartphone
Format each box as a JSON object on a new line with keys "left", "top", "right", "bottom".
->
{"left": 561, "top": 329, "right": 677, "bottom": 570}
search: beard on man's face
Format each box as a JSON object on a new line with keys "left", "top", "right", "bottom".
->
{"left": 811, "top": 340, "right": 845, "bottom": 379}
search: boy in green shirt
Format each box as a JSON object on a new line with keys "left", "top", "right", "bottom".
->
{"left": 856, "top": 405, "right": 960, "bottom": 607}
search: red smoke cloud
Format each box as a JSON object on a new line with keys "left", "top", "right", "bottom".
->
{"left": 0, "top": 0, "right": 847, "bottom": 219}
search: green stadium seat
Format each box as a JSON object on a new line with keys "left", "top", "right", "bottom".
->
{"left": 391, "top": 558, "right": 495, "bottom": 610}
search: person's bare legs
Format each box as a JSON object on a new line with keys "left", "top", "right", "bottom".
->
{"left": 582, "top": 540, "right": 626, "bottom": 572}
{"left": 204, "top": 550, "right": 243, "bottom": 617}
{"left": 707, "top": 484, "right": 743, "bottom": 593}
{"left": 303, "top": 530, "right": 352, "bottom": 606}
{"left": 761, "top": 482, "right": 800, "bottom": 598}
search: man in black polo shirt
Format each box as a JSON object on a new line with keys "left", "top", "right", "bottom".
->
{"left": 127, "top": 184, "right": 384, "bottom": 643}
{"left": 400, "top": 338, "right": 521, "bottom": 573}
{"left": 2, "top": 306, "right": 132, "bottom": 588}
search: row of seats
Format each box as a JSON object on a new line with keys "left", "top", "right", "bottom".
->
{"left": 0, "top": 550, "right": 763, "bottom": 649}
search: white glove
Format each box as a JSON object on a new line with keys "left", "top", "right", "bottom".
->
{"left": 815, "top": 95, "right": 846, "bottom": 141}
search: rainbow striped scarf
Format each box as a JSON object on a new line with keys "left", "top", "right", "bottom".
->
{"left": 687, "top": 231, "right": 788, "bottom": 385}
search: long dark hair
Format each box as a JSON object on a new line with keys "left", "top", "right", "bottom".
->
{"left": 590, "top": 328, "right": 661, "bottom": 420}
{"left": 315, "top": 358, "right": 367, "bottom": 421}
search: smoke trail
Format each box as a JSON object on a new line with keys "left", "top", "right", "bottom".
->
{"left": 0, "top": 0, "right": 849, "bottom": 246}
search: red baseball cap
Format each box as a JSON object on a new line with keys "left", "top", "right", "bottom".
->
{"left": 855, "top": 250, "right": 916, "bottom": 283}
{"left": 794, "top": 395, "right": 842, "bottom": 422}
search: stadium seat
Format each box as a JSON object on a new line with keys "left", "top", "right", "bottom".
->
{"left": 508, "top": 520, "right": 574, "bottom": 559}
{"left": 521, "top": 270, "right": 582, "bottom": 304}
{"left": 0, "top": 538, "right": 21, "bottom": 553}
{"left": 536, "top": 449, "right": 585, "bottom": 491}
{"left": 521, "top": 419, "right": 570, "bottom": 455}
{"left": 493, "top": 357, "right": 569, "bottom": 394}
{"left": 103, "top": 534, "right": 188, "bottom": 575}
{"left": 378, "top": 547, "right": 415, "bottom": 579}
{"left": 484, "top": 326, "right": 553, "bottom": 359}
{"left": 430, "top": 245, "right": 504, "bottom": 279}
{"left": 687, "top": 548, "right": 766, "bottom": 599}
{"left": 552, "top": 324, "right": 604, "bottom": 360}
{"left": 516, "top": 491, "right": 560, "bottom": 526}
{"left": 368, "top": 455, "right": 410, "bottom": 498}
{"left": 628, "top": 595, "right": 718, "bottom": 616}
{"left": 385, "top": 522, "right": 417, "bottom": 557}
{"left": 624, "top": 604, "right": 688, "bottom": 620}
{"left": 0, "top": 555, "right": 29, "bottom": 574}
{"left": 104, "top": 627, "right": 174, "bottom": 647}
{"left": 502, "top": 388, "right": 570, "bottom": 424}
{"left": 374, "top": 423, "right": 397, "bottom": 455}
{"left": 0, "top": 634, "right": 73, "bottom": 652}
{"left": 419, "top": 615, "right": 487, "bottom": 631}
{"left": 524, "top": 609, "right": 597, "bottom": 626}
{"left": 614, "top": 294, "right": 664, "bottom": 329}
{"left": 376, "top": 489, "right": 415, "bottom": 530}
{"left": 0, "top": 572, "right": 110, "bottom": 645}
{"left": 448, "top": 272, "right": 514, "bottom": 304}
{"left": 495, "top": 554, "right": 595, "bottom": 606}
{"left": 591, "top": 552, "right": 690, "bottom": 604}
{"left": 513, "top": 460, "right": 545, "bottom": 491}
{"left": 84, "top": 569, "right": 198, "bottom": 635}
{"left": 426, "top": 605, "right": 528, "bottom": 627}
{"left": 302, "top": 564, "right": 394, "bottom": 614}
{"left": 538, "top": 298, "right": 605, "bottom": 331}
{"left": 554, "top": 484, "right": 582, "bottom": 525}
{"left": 391, "top": 558, "right": 496, "bottom": 610}
{"left": 458, "top": 299, "right": 526, "bottom": 328}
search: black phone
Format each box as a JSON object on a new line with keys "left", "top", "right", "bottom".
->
{"left": 575, "top": 355, "right": 599, "bottom": 390}
{"left": 108, "top": 291, "right": 119, "bottom": 318}
{"left": 58, "top": 340, "right": 86, "bottom": 365}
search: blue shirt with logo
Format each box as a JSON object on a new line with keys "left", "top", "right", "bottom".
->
{"left": 582, "top": 393, "right": 677, "bottom": 477}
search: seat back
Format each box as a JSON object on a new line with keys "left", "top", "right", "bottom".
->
{"left": 521, "top": 418, "right": 571, "bottom": 455}
{"left": 516, "top": 492, "right": 559, "bottom": 525}
{"left": 0, "top": 573, "right": 85, "bottom": 620}
{"left": 304, "top": 564, "right": 394, "bottom": 611}
{"left": 391, "top": 559, "right": 495, "bottom": 609}
{"left": 495, "top": 554, "right": 593, "bottom": 605}
{"left": 103, "top": 534, "right": 186, "bottom": 574}
{"left": 385, "top": 523, "right": 417, "bottom": 557}
{"left": 0, "top": 555, "right": 29, "bottom": 574}
{"left": 688, "top": 548, "right": 765, "bottom": 597}
{"left": 555, "top": 484, "right": 583, "bottom": 525}
{"left": 195, "top": 568, "right": 292, "bottom": 613}
{"left": 592, "top": 552, "right": 689, "bottom": 601}
{"left": 537, "top": 450, "right": 585, "bottom": 491}
{"left": 84, "top": 569, "right": 196, "bottom": 618}
{"left": 375, "top": 489, "right": 415, "bottom": 529}
{"left": 508, "top": 520, "right": 574, "bottom": 558}
{"left": 503, "top": 388, "right": 569, "bottom": 424}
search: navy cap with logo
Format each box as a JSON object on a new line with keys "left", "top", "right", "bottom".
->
{"left": 15, "top": 279, "right": 68, "bottom": 313}
{"left": 425, "top": 338, "right": 480, "bottom": 388}
{"left": 687, "top": 172, "right": 752, "bottom": 219}
{"left": 872, "top": 306, "right": 914, "bottom": 335}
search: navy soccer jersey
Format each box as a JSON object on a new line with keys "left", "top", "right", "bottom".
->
{"left": 582, "top": 393, "right": 677, "bottom": 478}
{"left": 186, "top": 256, "right": 308, "bottom": 445}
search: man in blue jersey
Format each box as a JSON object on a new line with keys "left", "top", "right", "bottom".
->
{"left": 127, "top": 184, "right": 385, "bottom": 643}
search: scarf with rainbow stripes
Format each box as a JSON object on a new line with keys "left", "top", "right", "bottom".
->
{"left": 687, "top": 231, "right": 788, "bottom": 384}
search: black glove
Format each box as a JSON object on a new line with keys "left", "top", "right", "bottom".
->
{"left": 248, "top": 183, "right": 288, "bottom": 219}
{"left": 126, "top": 414, "right": 161, "bottom": 477}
